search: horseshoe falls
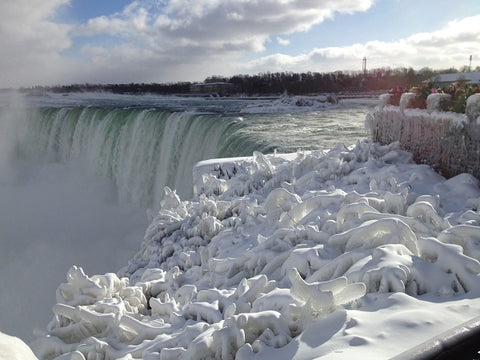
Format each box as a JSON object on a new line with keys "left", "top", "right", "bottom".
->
{"left": 10, "top": 107, "right": 272, "bottom": 208}
{"left": 0, "top": 92, "right": 372, "bottom": 343}
{"left": 1, "top": 93, "right": 371, "bottom": 209}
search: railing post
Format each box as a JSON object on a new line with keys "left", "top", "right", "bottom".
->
{"left": 426, "top": 93, "right": 452, "bottom": 113}
{"left": 399, "top": 93, "right": 416, "bottom": 113}
{"left": 466, "top": 93, "right": 480, "bottom": 123}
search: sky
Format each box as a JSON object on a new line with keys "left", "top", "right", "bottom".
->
{"left": 1, "top": 0, "right": 480, "bottom": 88}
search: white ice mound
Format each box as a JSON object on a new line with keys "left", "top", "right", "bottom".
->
{"left": 0, "top": 332, "right": 38, "bottom": 360}
{"left": 240, "top": 94, "right": 337, "bottom": 114}
{"left": 32, "top": 141, "right": 480, "bottom": 359}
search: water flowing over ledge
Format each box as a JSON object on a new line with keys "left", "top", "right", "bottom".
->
{"left": 4, "top": 107, "right": 271, "bottom": 208}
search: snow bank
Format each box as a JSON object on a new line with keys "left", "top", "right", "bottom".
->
{"left": 366, "top": 92, "right": 480, "bottom": 178}
{"left": 30, "top": 141, "right": 480, "bottom": 359}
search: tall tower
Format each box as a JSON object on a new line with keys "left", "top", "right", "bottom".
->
{"left": 362, "top": 57, "right": 367, "bottom": 77}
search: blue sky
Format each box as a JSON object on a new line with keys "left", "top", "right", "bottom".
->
{"left": 1, "top": 0, "right": 479, "bottom": 87}
{"left": 59, "top": 0, "right": 134, "bottom": 23}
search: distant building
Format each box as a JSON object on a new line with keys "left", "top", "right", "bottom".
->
{"left": 430, "top": 72, "right": 480, "bottom": 86}
{"left": 190, "top": 82, "right": 234, "bottom": 95}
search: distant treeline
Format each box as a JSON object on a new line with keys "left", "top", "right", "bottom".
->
{"left": 20, "top": 67, "right": 468, "bottom": 96}
{"left": 22, "top": 82, "right": 193, "bottom": 95}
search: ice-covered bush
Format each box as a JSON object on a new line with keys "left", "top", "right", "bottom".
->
{"left": 31, "top": 141, "right": 480, "bottom": 360}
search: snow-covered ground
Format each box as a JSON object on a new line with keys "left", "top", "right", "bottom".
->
{"left": 19, "top": 140, "right": 480, "bottom": 359}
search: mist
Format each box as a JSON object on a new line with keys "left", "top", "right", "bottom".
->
{"left": 0, "top": 101, "right": 148, "bottom": 342}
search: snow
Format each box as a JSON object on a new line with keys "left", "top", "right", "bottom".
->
{"left": 0, "top": 332, "right": 38, "bottom": 360}
{"left": 399, "top": 92, "right": 416, "bottom": 112}
{"left": 466, "top": 93, "right": 480, "bottom": 123}
{"left": 25, "top": 140, "right": 480, "bottom": 359}
{"left": 426, "top": 93, "right": 452, "bottom": 113}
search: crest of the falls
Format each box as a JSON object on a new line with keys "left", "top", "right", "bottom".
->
{"left": 5, "top": 107, "right": 270, "bottom": 208}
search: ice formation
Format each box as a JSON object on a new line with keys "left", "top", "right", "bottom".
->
{"left": 467, "top": 93, "right": 480, "bottom": 123}
{"left": 366, "top": 92, "right": 480, "bottom": 179}
{"left": 0, "top": 332, "right": 38, "bottom": 360}
{"left": 29, "top": 140, "right": 480, "bottom": 359}
{"left": 240, "top": 94, "right": 337, "bottom": 114}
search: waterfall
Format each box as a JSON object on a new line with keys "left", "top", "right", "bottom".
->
{"left": 5, "top": 107, "right": 271, "bottom": 208}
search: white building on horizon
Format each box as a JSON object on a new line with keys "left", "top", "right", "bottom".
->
{"left": 430, "top": 72, "right": 480, "bottom": 85}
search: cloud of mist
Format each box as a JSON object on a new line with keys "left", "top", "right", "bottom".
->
{"left": 0, "top": 151, "right": 147, "bottom": 342}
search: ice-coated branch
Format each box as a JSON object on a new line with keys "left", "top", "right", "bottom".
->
{"left": 328, "top": 218, "right": 420, "bottom": 256}
{"left": 417, "top": 237, "right": 480, "bottom": 295}
{"left": 288, "top": 268, "right": 365, "bottom": 314}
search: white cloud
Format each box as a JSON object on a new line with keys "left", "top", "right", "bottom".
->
{"left": 277, "top": 37, "right": 290, "bottom": 46}
{"left": 75, "top": 0, "right": 376, "bottom": 52}
{"left": 1, "top": 0, "right": 479, "bottom": 87}
{"left": 241, "top": 14, "right": 480, "bottom": 75}
{"left": 64, "top": 0, "right": 376, "bottom": 83}
{"left": 0, "top": 0, "right": 73, "bottom": 87}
